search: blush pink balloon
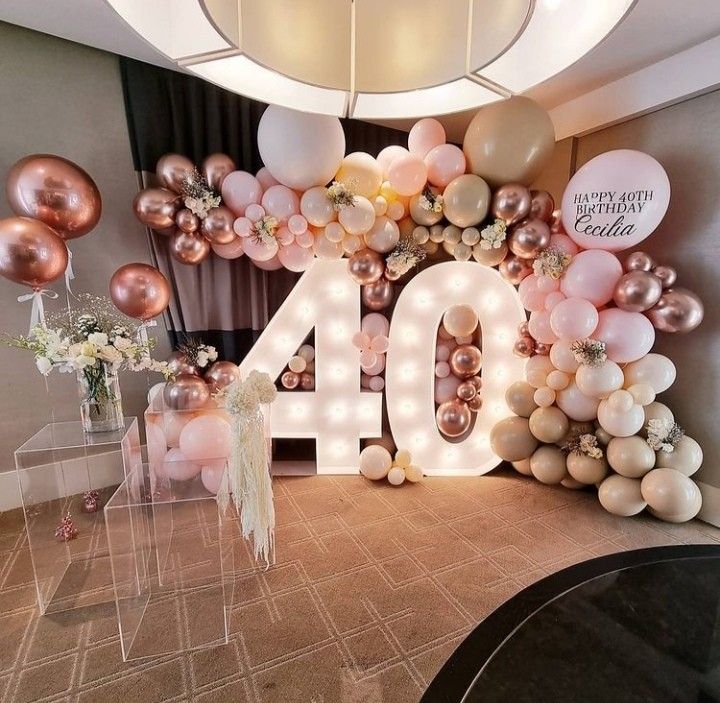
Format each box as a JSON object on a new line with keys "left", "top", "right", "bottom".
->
{"left": 544, "top": 291, "right": 566, "bottom": 311}
{"left": 408, "top": 118, "right": 446, "bottom": 157}
{"left": 163, "top": 448, "right": 202, "bottom": 481}
{"left": 361, "top": 312, "right": 390, "bottom": 337}
{"left": 243, "top": 234, "right": 278, "bottom": 262}
{"left": 377, "top": 145, "right": 410, "bottom": 179}
{"left": 435, "top": 375, "right": 461, "bottom": 404}
{"left": 593, "top": 308, "right": 656, "bottom": 363}
{"left": 549, "top": 233, "right": 579, "bottom": 256}
{"left": 256, "top": 166, "right": 279, "bottom": 190}
{"left": 518, "top": 275, "right": 548, "bottom": 312}
{"left": 536, "top": 275, "right": 559, "bottom": 293}
{"left": 179, "top": 415, "right": 231, "bottom": 462}
{"left": 276, "top": 226, "right": 295, "bottom": 245}
{"left": 300, "top": 186, "right": 336, "bottom": 227}
{"left": 261, "top": 185, "right": 299, "bottom": 223}
{"left": 221, "top": 171, "right": 262, "bottom": 216}
{"left": 549, "top": 297, "right": 599, "bottom": 338}
{"left": 435, "top": 342, "right": 452, "bottom": 362}
{"left": 211, "top": 237, "right": 244, "bottom": 259}
{"left": 295, "top": 230, "right": 314, "bottom": 248}
{"left": 278, "top": 242, "right": 314, "bottom": 271}
{"left": 201, "top": 463, "right": 225, "bottom": 494}
{"left": 245, "top": 203, "right": 265, "bottom": 222}
{"left": 254, "top": 254, "right": 283, "bottom": 270}
{"left": 146, "top": 422, "right": 167, "bottom": 467}
{"left": 435, "top": 361, "right": 450, "bottom": 378}
{"left": 388, "top": 154, "right": 428, "bottom": 197}
{"left": 233, "top": 217, "right": 252, "bottom": 237}
{"left": 363, "top": 353, "right": 386, "bottom": 376}
{"left": 528, "top": 310, "right": 558, "bottom": 344}
{"left": 560, "top": 250, "right": 623, "bottom": 306}
{"left": 425, "top": 144, "right": 466, "bottom": 188}
{"left": 288, "top": 214, "right": 308, "bottom": 235}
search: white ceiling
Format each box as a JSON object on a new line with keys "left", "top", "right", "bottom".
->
{"left": 2, "top": 0, "right": 720, "bottom": 140}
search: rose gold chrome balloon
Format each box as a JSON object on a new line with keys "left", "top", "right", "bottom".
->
{"left": 347, "top": 248, "right": 384, "bottom": 285}
{"left": 6, "top": 154, "right": 101, "bottom": 239}
{"left": 281, "top": 371, "right": 300, "bottom": 389}
{"left": 133, "top": 188, "right": 179, "bottom": 229}
{"left": 204, "top": 361, "right": 241, "bottom": 394}
{"left": 468, "top": 376, "right": 482, "bottom": 391}
{"left": 362, "top": 278, "right": 393, "bottom": 311}
{"left": 0, "top": 216, "right": 68, "bottom": 288}
{"left": 300, "top": 372, "right": 315, "bottom": 390}
{"left": 202, "top": 153, "right": 235, "bottom": 191}
{"left": 449, "top": 344, "right": 483, "bottom": 378}
{"left": 653, "top": 265, "right": 677, "bottom": 288}
{"left": 529, "top": 190, "right": 555, "bottom": 223}
{"left": 513, "top": 336, "right": 534, "bottom": 357}
{"left": 550, "top": 209, "right": 564, "bottom": 234}
{"left": 624, "top": 251, "right": 655, "bottom": 272}
{"left": 170, "top": 230, "right": 211, "bottom": 265}
{"left": 646, "top": 288, "right": 704, "bottom": 334}
{"left": 456, "top": 381, "right": 477, "bottom": 402}
{"left": 109, "top": 263, "right": 170, "bottom": 320}
{"left": 156, "top": 154, "right": 195, "bottom": 194}
{"left": 518, "top": 321, "right": 530, "bottom": 336}
{"left": 491, "top": 183, "right": 531, "bottom": 225}
{"left": 163, "top": 374, "right": 210, "bottom": 410}
{"left": 613, "top": 271, "right": 663, "bottom": 312}
{"left": 201, "top": 206, "right": 235, "bottom": 244}
{"left": 467, "top": 396, "right": 483, "bottom": 412}
{"left": 167, "top": 352, "right": 200, "bottom": 377}
{"left": 499, "top": 255, "right": 532, "bottom": 285}
{"left": 176, "top": 208, "right": 199, "bottom": 233}
{"left": 507, "top": 219, "right": 550, "bottom": 259}
{"left": 534, "top": 342, "right": 551, "bottom": 356}
{"left": 436, "top": 399, "right": 472, "bottom": 438}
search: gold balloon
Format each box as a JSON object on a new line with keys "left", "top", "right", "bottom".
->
{"left": 0, "top": 216, "right": 68, "bottom": 289}
{"left": 163, "top": 374, "right": 210, "bottom": 410}
{"left": 529, "top": 406, "right": 569, "bottom": 444}
{"left": 436, "top": 399, "right": 472, "bottom": 438}
{"left": 362, "top": 278, "right": 393, "bottom": 310}
{"left": 167, "top": 351, "right": 200, "bottom": 377}
{"left": 109, "top": 263, "right": 171, "bottom": 320}
{"left": 204, "top": 361, "right": 241, "bottom": 394}
{"left": 442, "top": 174, "right": 491, "bottom": 228}
{"left": 6, "top": 154, "right": 102, "bottom": 239}
{"left": 490, "top": 416, "right": 538, "bottom": 461}
{"left": 646, "top": 288, "right": 704, "bottom": 334}
{"left": 529, "top": 190, "right": 555, "bottom": 223}
{"left": 347, "top": 248, "right": 385, "bottom": 285}
{"left": 612, "top": 271, "right": 662, "bottom": 312}
{"left": 202, "top": 153, "right": 235, "bottom": 190}
{"left": 170, "top": 229, "right": 211, "bottom": 265}
{"left": 499, "top": 254, "right": 532, "bottom": 284}
{"left": 156, "top": 153, "right": 195, "bottom": 194}
{"left": 491, "top": 183, "right": 531, "bottom": 225}
{"left": 200, "top": 206, "right": 235, "bottom": 244}
{"left": 449, "top": 344, "right": 482, "bottom": 378}
{"left": 507, "top": 219, "right": 551, "bottom": 259}
{"left": 463, "top": 96, "right": 555, "bottom": 187}
{"left": 133, "top": 188, "right": 180, "bottom": 230}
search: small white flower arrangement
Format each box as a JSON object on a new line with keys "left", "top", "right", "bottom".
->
{"left": 177, "top": 338, "right": 218, "bottom": 370}
{"left": 646, "top": 418, "right": 685, "bottom": 453}
{"left": 224, "top": 370, "right": 277, "bottom": 416}
{"left": 533, "top": 247, "right": 572, "bottom": 280}
{"left": 326, "top": 181, "right": 356, "bottom": 211}
{"left": 418, "top": 186, "right": 443, "bottom": 214}
{"left": 181, "top": 168, "right": 221, "bottom": 219}
{"left": 252, "top": 216, "right": 279, "bottom": 246}
{"left": 479, "top": 219, "right": 507, "bottom": 250}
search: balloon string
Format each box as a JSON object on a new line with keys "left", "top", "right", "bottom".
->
{"left": 64, "top": 247, "right": 76, "bottom": 312}
{"left": 136, "top": 319, "right": 157, "bottom": 347}
{"left": 17, "top": 289, "right": 58, "bottom": 334}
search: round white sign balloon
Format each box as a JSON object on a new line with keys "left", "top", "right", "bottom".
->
{"left": 561, "top": 149, "right": 670, "bottom": 252}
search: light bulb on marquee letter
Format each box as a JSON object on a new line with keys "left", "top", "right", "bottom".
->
{"left": 385, "top": 262, "right": 527, "bottom": 475}
{"left": 238, "top": 259, "right": 382, "bottom": 473}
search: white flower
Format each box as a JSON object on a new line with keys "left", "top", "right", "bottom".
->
{"left": 99, "top": 345, "right": 123, "bottom": 364}
{"left": 68, "top": 343, "right": 82, "bottom": 358}
{"left": 197, "top": 351, "right": 209, "bottom": 368}
{"left": 36, "top": 357, "right": 52, "bottom": 375}
{"left": 113, "top": 336, "right": 132, "bottom": 351}
{"left": 88, "top": 332, "right": 108, "bottom": 347}
{"left": 73, "top": 355, "right": 96, "bottom": 370}
{"left": 480, "top": 219, "right": 507, "bottom": 250}
{"left": 207, "top": 346, "right": 218, "bottom": 361}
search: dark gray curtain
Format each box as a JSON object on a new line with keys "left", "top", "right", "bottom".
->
{"left": 119, "top": 56, "right": 408, "bottom": 362}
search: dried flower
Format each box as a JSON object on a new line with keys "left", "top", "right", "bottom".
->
{"left": 224, "top": 371, "right": 277, "bottom": 416}
{"left": 326, "top": 180, "right": 356, "bottom": 210}
{"left": 533, "top": 247, "right": 572, "bottom": 280}
{"left": 571, "top": 339, "right": 607, "bottom": 366}
{"left": 479, "top": 219, "right": 507, "bottom": 250}
{"left": 55, "top": 513, "right": 78, "bottom": 542}
{"left": 252, "top": 216, "right": 279, "bottom": 246}
{"left": 247, "top": 370, "right": 277, "bottom": 405}
{"left": 646, "top": 418, "right": 685, "bottom": 452}
{"left": 418, "top": 186, "right": 443, "bottom": 214}
{"left": 181, "top": 168, "right": 221, "bottom": 219}
{"left": 563, "top": 433, "right": 604, "bottom": 459}
{"left": 386, "top": 239, "right": 427, "bottom": 278}
{"left": 177, "top": 338, "right": 218, "bottom": 369}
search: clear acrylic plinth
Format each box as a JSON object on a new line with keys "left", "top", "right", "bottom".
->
{"left": 14, "top": 418, "right": 141, "bottom": 615}
{"left": 104, "top": 464, "right": 235, "bottom": 661}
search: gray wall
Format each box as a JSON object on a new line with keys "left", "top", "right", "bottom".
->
{"left": 0, "top": 22, "right": 171, "bottom": 471}
{"left": 533, "top": 89, "right": 720, "bottom": 488}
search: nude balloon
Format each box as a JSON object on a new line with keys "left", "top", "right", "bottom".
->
{"left": 575, "top": 360, "right": 624, "bottom": 399}
{"left": 598, "top": 475, "right": 646, "bottom": 516}
{"left": 338, "top": 196, "right": 375, "bottom": 235}
{"left": 388, "top": 153, "right": 428, "bottom": 197}
{"left": 597, "top": 399, "right": 645, "bottom": 437}
{"left": 163, "top": 448, "right": 202, "bottom": 481}
{"left": 549, "top": 297, "right": 599, "bottom": 339}
{"left": 641, "top": 468, "right": 701, "bottom": 523}
{"left": 179, "top": 414, "right": 232, "bottom": 462}
{"left": 555, "top": 380, "right": 600, "bottom": 422}
{"left": 622, "top": 353, "right": 676, "bottom": 394}
{"left": 261, "top": 185, "right": 299, "bottom": 224}
{"left": 408, "top": 118, "right": 446, "bottom": 157}
{"left": 221, "top": 171, "right": 262, "bottom": 216}
{"left": 593, "top": 308, "right": 655, "bottom": 363}
{"left": 560, "top": 250, "right": 622, "bottom": 306}
{"left": 425, "top": 144, "right": 466, "bottom": 188}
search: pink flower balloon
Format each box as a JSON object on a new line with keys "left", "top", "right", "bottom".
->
{"left": 561, "top": 149, "right": 671, "bottom": 252}
{"left": 549, "top": 297, "right": 599, "bottom": 338}
{"left": 528, "top": 310, "right": 558, "bottom": 344}
{"left": 211, "top": 237, "right": 244, "bottom": 259}
{"left": 593, "top": 308, "right": 656, "bottom": 363}
{"left": 179, "top": 415, "right": 231, "bottom": 463}
{"left": 408, "top": 118, "right": 446, "bottom": 158}
{"left": 388, "top": 154, "right": 428, "bottom": 197}
{"left": 560, "top": 250, "right": 622, "bottom": 306}
{"left": 262, "top": 185, "right": 299, "bottom": 223}
{"left": 278, "top": 242, "right": 314, "bottom": 271}
{"left": 425, "top": 144, "right": 466, "bottom": 188}
{"left": 221, "top": 171, "right": 262, "bottom": 216}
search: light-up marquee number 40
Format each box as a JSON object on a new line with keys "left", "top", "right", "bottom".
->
{"left": 238, "top": 260, "right": 527, "bottom": 475}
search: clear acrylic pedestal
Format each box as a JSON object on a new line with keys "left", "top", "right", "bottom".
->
{"left": 14, "top": 418, "right": 141, "bottom": 615}
{"left": 105, "top": 464, "right": 235, "bottom": 661}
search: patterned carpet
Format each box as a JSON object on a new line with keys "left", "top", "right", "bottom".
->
{"left": 1, "top": 469, "right": 720, "bottom": 703}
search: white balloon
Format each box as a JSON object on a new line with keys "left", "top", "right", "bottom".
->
{"left": 641, "top": 468, "right": 702, "bottom": 522}
{"left": 555, "top": 380, "right": 600, "bottom": 422}
{"left": 598, "top": 475, "right": 646, "bottom": 516}
{"left": 597, "top": 400, "right": 645, "bottom": 437}
{"left": 387, "top": 466, "right": 406, "bottom": 485}
{"left": 359, "top": 445, "right": 392, "bottom": 480}
{"left": 622, "top": 353, "right": 676, "bottom": 394}
{"left": 575, "top": 360, "right": 624, "bottom": 399}
{"left": 257, "top": 105, "right": 345, "bottom": 191}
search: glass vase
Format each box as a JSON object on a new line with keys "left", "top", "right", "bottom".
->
{"left": 77, "top": 361, "right": 124, "bottom": 433}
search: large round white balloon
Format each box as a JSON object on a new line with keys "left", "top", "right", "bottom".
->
{"left": 257, "top": 105, "right": 345, "bottom": 191}
{"left": 561, "top": 149, "right": 670, "bottom": 252}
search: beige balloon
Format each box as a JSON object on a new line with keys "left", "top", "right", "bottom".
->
{"left": 409, "top": 193, "right": 443, "bottom": 226}
{"left": 530, "top": 446, "right": 567, "bottom": 485}
{"left": 561, "top": 476, "right": 586, "bottom": 490}
{"left": 623, "top": 353, "right": 676, "bottom": 394}
{"left": 442, "top": 304, "right": 478, "bottom": 337}
{"left": 575, "top": 361, "right": 624, "bottom": 399}
{"left": 335, "top": 152, "right": 383, "bottom": 198}
{"left": 641, "top": 468, "right": 702, "bottom": 523}
{"left": 597, "top": 400, "right": 645, "bottom": 438}
{"left": 472, "top": 242, "right": 508, "bottom": 266}
{"left": 567, "top": 453, "right": 609, "bottom": 485}
{"left": 655, "top": 435, "right": 703, "bottom": 476}
{"left": 490, "top": 416, "right": 538, "bottom": 462}
{"left": 404, "top": 465, "right": 423, "bottom": 483}
{"left": 442, "top": 174, "right": 491, "bottom": 228}
{"left": 525, "top": 355, "right": 555, "bottom": 389}
{"left": 463, "top": 96, "right": 555, "bottom": 187}
{"left": 594, "top": 427, "right": 613, "bottom": 445}
{"left": 607, "top": 436, "right": 656, "bottom": 478}
{"left": 511, "top": 458, "right": 533, "bottom": 476}
{"left": 529, "top": 406, "right": 569, "bottom": 444}
{"left": 359, "top": 445, "right": 392, "bottom": 480}
{"left": 505, "top": 381, "right": 538, "bottom": 418}
{"left": 598, "top": 475, "right": 647, "bottom": 516}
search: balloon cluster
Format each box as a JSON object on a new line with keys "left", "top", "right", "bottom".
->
{"left": 434, "top": 305, "right": 483, "bottom": 438}
{"left": 0, "top": 154, "right": 101, "bottom": 297}
{"left": 354, "top": 313, "right": 389, "bottom": 392}
{"left": 358, "top": 445, "right": 422, "bottom": 486}
{"left": 280, "top": 344, "right": 315, "bottom": 390}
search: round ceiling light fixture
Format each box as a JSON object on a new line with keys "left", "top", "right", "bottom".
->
{"left": 106, "top": 0, "right": 634, "bottom": 119}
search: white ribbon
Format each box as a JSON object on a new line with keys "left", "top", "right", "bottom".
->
{"left": 136, "top": 319, "right": 157, "bottom": 347}
{"left": 64, "top": 247, "right": 75, "bottom": 296}
{"left": 17, "top": 289, "right": 58, "bottom": 334}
